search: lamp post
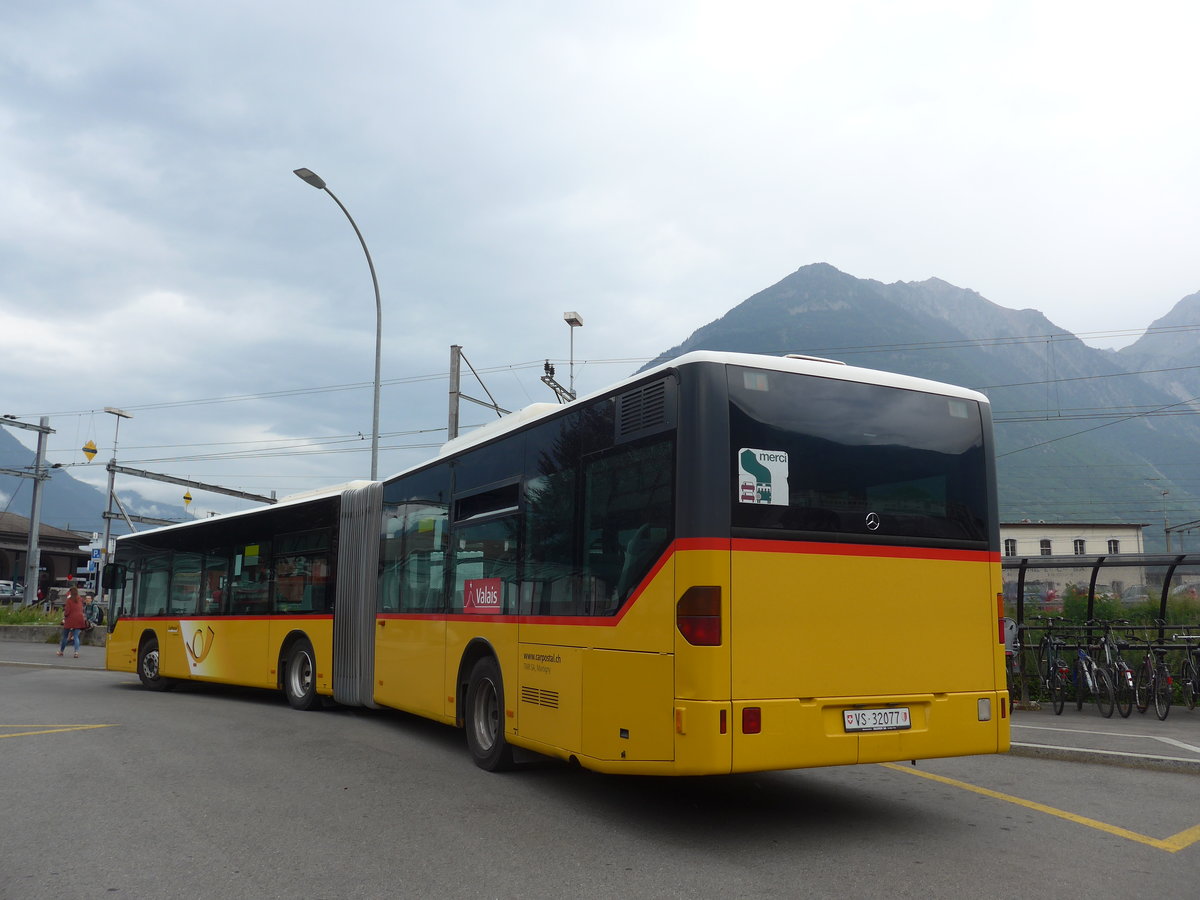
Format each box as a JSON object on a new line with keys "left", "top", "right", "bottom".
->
{"left": 98, "top": 407, "right": 132, "bottom": 599}
{"left": 563, "top": 311, "right": 583, "bottom": 399}
{"left": 293, "top": 167, "right": 382, "bottom": 481}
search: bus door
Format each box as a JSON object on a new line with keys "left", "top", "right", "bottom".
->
{"left": 206, "top": 544, "right": 272, "bottom": 688}
{"left": 376, "top": 501, "right": 448, "bottom": 719}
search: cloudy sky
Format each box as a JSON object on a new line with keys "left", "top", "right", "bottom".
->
{"left": 3, "top": 0, "right": 1198, "bottom": 520}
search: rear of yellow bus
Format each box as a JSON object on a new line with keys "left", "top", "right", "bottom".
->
{"left": 671, "top": 356, "right": 1009, "bottom": 774}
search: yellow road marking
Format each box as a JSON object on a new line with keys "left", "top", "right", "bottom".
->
{"left": 882, "top": 762, "right": 1200, "bottom": 853}
{"left": 0, "top": 724, "right": 117, "bottom": 739}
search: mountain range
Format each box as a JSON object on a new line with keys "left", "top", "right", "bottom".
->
{"left": 0, "top": 426, "right": 188, "bottom": 536}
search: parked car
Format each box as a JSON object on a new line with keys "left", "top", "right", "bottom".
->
{"left": 1121, "top": 584, "right": 1150, "bottom": 605}
{"left": 0, "top": 580, "right": 17, "bottom": 601}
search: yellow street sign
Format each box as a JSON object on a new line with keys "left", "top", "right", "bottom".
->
{"left": 82, "top": 440, "right": 97, "bottom": 462}
{"left": 183, "top": 491, "right": 192, "bottom": 507}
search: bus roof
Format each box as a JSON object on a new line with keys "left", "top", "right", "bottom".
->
{"left": 437, "top": 350, "right": 990, "bottom": 459}
{"left": 114, "top": 480, "right": 370, "bottom": 544}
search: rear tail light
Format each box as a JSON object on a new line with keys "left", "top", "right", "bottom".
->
{"left": 742, "top": 707, "right": 761, "bottom": 734}
{"left": 676, "top": 586, "right": 722, "bottom": 646}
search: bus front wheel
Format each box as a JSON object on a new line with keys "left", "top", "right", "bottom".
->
{"left": 138, "top": 636, "right": 171, "bottom": 692}
{"left": 284, "top": 640, "right": 320, "bottom": 711}
{"left": 465, "top": 656, "right": 514, "bottom": 772}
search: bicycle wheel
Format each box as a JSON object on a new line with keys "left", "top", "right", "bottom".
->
{"left": 1134, "top": 658, "right": 1152, "bottom": 713}
{"left": 1037, "top": 637, "right": 1053, "bottom": 690}
{"left": 1051, "top": 667, "right": 1066, "bottom": 715}
{"left": 1094, "top": 667, "right": 1115, "bottom": 718}
{"left": 1153, "top": 665, "right": 1172, "bottom": 721}
{"left": 1074, "top": 659, "right": 1086, "bottom": 711}
{"left": 1113, "top": 664, "right": 1134, "bottom": 718}
{"left": 1181, "top": 656, "right": 1198, "bottom": 711}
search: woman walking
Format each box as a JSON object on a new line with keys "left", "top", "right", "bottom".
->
{"left": 57, "top": 586, "right": 87, "bottom": 658}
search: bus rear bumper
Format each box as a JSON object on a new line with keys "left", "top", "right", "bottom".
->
{"left": 729, "top": 692, "right": 1011, "bottom": 773}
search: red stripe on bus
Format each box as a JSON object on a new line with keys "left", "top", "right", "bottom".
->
{"left": 727, "top": 538, "right": 999, "bottom": 563}
{"left": 122, "top": 614, "right": 335, "bottom": 622}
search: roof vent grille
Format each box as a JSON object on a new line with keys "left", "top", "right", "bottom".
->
{"left": 615, "top": 378, "right": 675, "bottom": 442}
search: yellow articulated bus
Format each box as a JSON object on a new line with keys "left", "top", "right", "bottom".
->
{"left": 105, "top": 350, "right": 1009, "bottom": 774}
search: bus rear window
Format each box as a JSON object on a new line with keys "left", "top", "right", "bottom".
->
{"left": 729, "top": 366, "right": 989, "bottom": 543}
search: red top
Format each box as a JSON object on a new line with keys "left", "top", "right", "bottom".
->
{"left": 63, "top": 595, "right": 88, "bottom": 629}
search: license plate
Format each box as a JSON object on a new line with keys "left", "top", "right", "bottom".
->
{"left": 843, "top": 707, "right": 911, "bottom": 732}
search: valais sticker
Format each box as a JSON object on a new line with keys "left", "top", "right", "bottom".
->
{"left": 464, "top": 577, "right": 503, "bottom": 614}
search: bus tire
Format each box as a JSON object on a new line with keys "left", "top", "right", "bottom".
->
{"left": 465, "top": 656, "right": 514, "bottom": 771}
{"left": 138, "top": 636, "right": 171, "bottom": 692}
{"left": 284, "top": 640, "right": 320, "bottom": 711}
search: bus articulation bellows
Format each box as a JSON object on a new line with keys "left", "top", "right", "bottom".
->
{"left": 104, "top": 351, "right": 1010, "bottom": 774}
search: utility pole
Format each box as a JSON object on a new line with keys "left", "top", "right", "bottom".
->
{"left": 448, "top": 345, "right": 462, "bottom": 440}
{"left": 1163, "top": 490, "right": 1171, "bottom": 553}
{"left": 446, "top": 344, "right": 510, "bottom": 440}
{"left": 23, "top": 418, "right": 50, "bottom": 607}
{"left": 0, "top": 415, "right": 55, "bottom": 607}
{"left": 98, "top": 407, "right": 132, "bottom": 600}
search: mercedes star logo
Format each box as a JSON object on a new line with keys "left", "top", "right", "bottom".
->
{"left": 865, "top": 512, "right": 880, "bottom": 531}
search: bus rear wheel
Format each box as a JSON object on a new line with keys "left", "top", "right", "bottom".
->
{"left": 465, "top": 656, "right": 514, "bottom": 771}
{"left": 284, "top": 640, "right": 320, "bottom": 711}
{"left": 138, "top": 636, "right": 171, "bottom": 692}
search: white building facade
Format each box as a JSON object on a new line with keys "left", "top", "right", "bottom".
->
{"left": 1000, "top": 522, "right": 1148, "bottom": 607}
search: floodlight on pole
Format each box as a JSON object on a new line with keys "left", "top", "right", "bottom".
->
{"left": 563, "top": 311, "right": 583, "bottom": 399}
{"left": 98, "top": 407, "right": 132, "bottom": 598}
{"left": 293, "top": 167, "right": 382, "bottom": 481}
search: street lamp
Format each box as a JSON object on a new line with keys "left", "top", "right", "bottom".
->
{"left": 293, "top": 167, "right": 382, "bottom": 481}
{"left": 98, "top": 406, "right": 132, "bottom": 598}
{"left": 563, "top": 311, "right": 583, "bottom": 399}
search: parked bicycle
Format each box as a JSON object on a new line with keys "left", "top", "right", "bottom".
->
{"left": 1174, "top": 627, "right": 1199, "bottom": 712}
{"left": 1034, "top": 617, "right": 1072, "bottom": 715}
{"left": 1093, "top": 619, "right": 1135, "bottom": 718}
{"left": 1003, "top": 617, "right": 1021, "bottom": 702}
{"left": 1132, "top": 625, "right": 1173, "bottom": 720}
{"left": 1073, "top": 639, "right": 1115, "bottom": 718}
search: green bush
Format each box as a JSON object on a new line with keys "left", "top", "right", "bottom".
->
{"left": 0, "top": 605, "right": 59, "bottom": 626}
{"left": 1061, "top": 591, "right": 1124, "bottom": 623}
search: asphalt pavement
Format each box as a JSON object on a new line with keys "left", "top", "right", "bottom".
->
{"left": 1010, "top": 699, "right": 1200, "bottom": 774}
{"left": 2, "top": 636, "right": 1197, "bottom": 774}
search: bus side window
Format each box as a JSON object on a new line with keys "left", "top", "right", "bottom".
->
{"left": 229, "top": 545, "right": 271, "bottom": 615}
{"left": 523, "top": 469, "right": 579, "bottom": 616}
{"left": 274, "top": 553, "right": 330, "bottom": 614}
{"left": 450, "top": 517, "right": 517, "bottom": 615}
{"left": 381, "top": 502, "right": 448, "bottom": 613}
{"left": 169, "top": 552, "right": 201, "bottom": 616}
{"left": 379, "top": 511, "right": 404, "bottom": 613}
{"left": 137, "top": 554, "right": 169, "bottom": 618}
{"left": 583, "top": 438, "right": 674, "bottom": 612}
{"left": 204, "top": 552, "right": 230, "bottom": 615}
